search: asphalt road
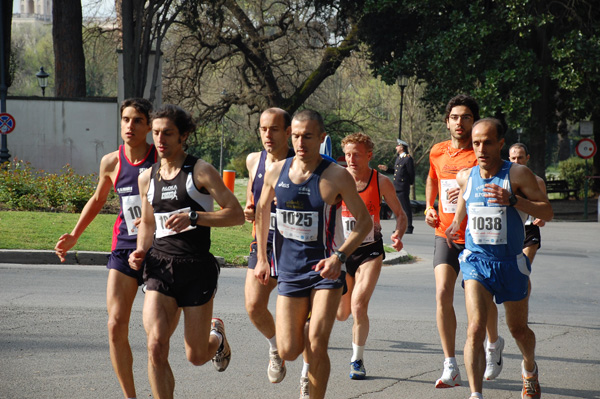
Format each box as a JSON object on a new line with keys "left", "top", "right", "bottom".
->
{"left": 1, "top": 218, "right": 599, "bottom": 398}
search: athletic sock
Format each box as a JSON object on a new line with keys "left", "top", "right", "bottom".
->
{"left": 487, "top": 339, "right": 497, "bottom": 350}
{"left": 522, "top": 361, "right": 537, "bottom": 377}
{"left": 210, "top": 330, "right": 223, "bottom": 348}
{"left": 445, "top": 357, "right": 457, "bottom": 366}
{"left": 351, "top": 342, "right": 364, "bottom": 362}
{"left": 470, "top": 393, "right": 483, "bottom": 399}
{"left": 267, "top": 335, "right": 278, "bottom": 351}
{"left": 301, "top": 361, "right": 309, "bottom": 378}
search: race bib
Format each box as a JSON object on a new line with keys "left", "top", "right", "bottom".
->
{"left": 122, "top": 194, "right": 142, "bottom": 235}
{"left": 276, "top": 209, "right": 318, "bottom": 242}
{"left": 341, "top": 215, "right": 374, "bottom": 242}
{"left": 269, "top": 212, "right": 276, "bottom": 231}
{"left": 468, "top": 205, "right": 507, "bottom": 245}
{"left": 154, "top": 207, "right": 196, "bottom": 239}
{"left": 440, "top": 179, "right": 460, "bottom": 214}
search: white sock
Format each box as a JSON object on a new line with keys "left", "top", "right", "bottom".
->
{"left": 210, "top": 330, "right": 223, "bottom": 348}
{"left": 301, "top": 361, "right": 310, "bottom": 378}
{"left": 522, "top": 361, "right": 537, "bottom": 377}
{"left": 487, "top": 339, "right": 497, "bottom": 350}
{"left": 351, "top": 342, "right": 364, "bottom": 362}
{"left": 267, "top": 335, "right": 278, "bottom": 351}
{"left": 470, "top": 393, "right": 483, "bottom": 399}
{"left": 445, "top": 357, "right": 457, "bottom": 366}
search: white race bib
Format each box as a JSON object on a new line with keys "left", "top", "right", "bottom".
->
{"left": 154, "top": 207, "right": 196, "bottom": 239}
{"left": 468, "top": 205, "right": 507, "bottom": 245}
{"left": 341, "top": 215, "right": 374, "bottom": 242}
{"left": 440, "top": 179, "right": 460, "bottom": 214}
{"left": 269, "top": 212, "right": 276, "bottom": 231}
{"left": 276, "top": 209, "right": 318, "bottom": 242}
{"left": 122, "top": 194, "right": 142, "bottom": 236}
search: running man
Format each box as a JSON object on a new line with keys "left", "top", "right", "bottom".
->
{"left": 244, "top": 108, "right": 294, "bottom": 383}
{"left": 446, "top": 118, "right": 553, "bottom": 399}
{"left": 508, "top": 143, "right": 547, "bottom": 263}
{"left": 424, "top": 94, "right": 503, "bottom": 387}
{"left": 128, "top": 104, "right": 244, "bottom": 399}
{"left": 254, "top": 110, "right": 372, "bottom": 399}
{"left": 336, "top": 133, "right": 407, "bottom": 380}
{"left": 55, "top": 98, "right": 156, "bottom": 399}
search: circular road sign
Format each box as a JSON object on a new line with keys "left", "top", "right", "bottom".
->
{"left": 0, "top": 113, "right": 16, "bottom": 134}
{"left": 575, "top": 138, "right": 597, "bottom": 159}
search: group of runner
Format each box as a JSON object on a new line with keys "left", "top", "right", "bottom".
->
{"left": 54, "top": 95, "right": 551, "bottom": 399}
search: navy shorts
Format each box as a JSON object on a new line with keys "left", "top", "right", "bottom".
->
{"left": 247, "top": 241, "right": 277, "bottom": 278}
{"left": 144, "top": 249, "right": 220, "bottom": 307}
{"left": 107, "top": 248, "right": 144, "bottom": 286}
{"left": 433, "top": 235, "right": 464, "bottom": 275}
{"left": 278, "top": 270, "right": 346, "bottom": 298}
{"left": 346, "top": 239, "right": 385, "bottom": 278}
{"left": 459, "top": 249, "right": 531, "bottom": 304}
{"left": 524, "top": 225, "right": 541, "bottom": 249}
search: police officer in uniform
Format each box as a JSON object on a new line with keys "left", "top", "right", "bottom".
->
{"left": 378, "top": 139, "right": 415, "bottom": 233}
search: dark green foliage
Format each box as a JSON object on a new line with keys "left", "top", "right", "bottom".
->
{"left": 0, "top": 159, "right": 103, "bottom": 212}
{"left": 557, "top": 157, "right": 591, "bottom": 198}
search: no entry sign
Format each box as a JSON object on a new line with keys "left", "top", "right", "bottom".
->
{"left": 575, "top": 138, "right": 597, "bottom": 159}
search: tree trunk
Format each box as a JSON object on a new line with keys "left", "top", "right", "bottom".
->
{"left": 53, "top": 0, "right": 86, "bottom": 97}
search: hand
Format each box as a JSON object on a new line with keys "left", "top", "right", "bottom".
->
{"left": 483, "top": 183, "right": 509, "bottom": 205}
{"left": 165, "top": 212, "right": 193, "bottom": 233}
{"left": 533, "top": 218, "right": 546, "bottom": 227}
{"left": 446, "top": 187, "right": 460, "bottom": 204}
{"left": 377, "top": 165, "right": 388, "bottom": 172}
{"left": 390, "top": 230, "right": 404, "bottom": 251}
{"left": 133, "top": 217, "right": 142, "bottom": 229}
{"left": 445, "top": 222, "right": 461, "bottom": 248}
{"left": 254, "top": 259, "right": 271, "bottom": 285}
{"left": 128, "top": 249, "right": 146, "bottom": 271}
{"left": 244, "top": 204, "right": 255, "bottom": 223}
{"left": 313, "top": 255, "right": 342, "bottom": 280}
{"left": 54, "top": 234, "right": 78, "bottom": 263}
{"left": 424, "top": 208, "right": 440, "bottom": 228}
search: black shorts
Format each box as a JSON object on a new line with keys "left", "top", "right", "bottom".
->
{"left": 144, "top": 249, "right": 220, "bottom": 307}
{"left": 433, "top": 235, "right": 464, "bottom": 275}
{"left": 107, "top": 248, "right": 144, "bottom": 286}
{"left": 346, "top": 239, "right": 385, "bottom": 278}
{"left": 247, "top": 241, "right": 277, "bottom": 278}
{"left": 524, "top": 224, "right": 541, "bottom": 249}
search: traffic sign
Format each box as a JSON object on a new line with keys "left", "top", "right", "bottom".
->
{"left": 575, "top": 138, "right": 597, "bottom": 159}
{"left": 0, "top": 113, "right": 16, "bottom": 134}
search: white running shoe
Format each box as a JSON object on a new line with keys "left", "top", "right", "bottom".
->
{"left": 267, "top": 349, "right": 286, "bottom": 383}
{"left": 484, "top": 336, "right": 505, "bottom": 380}
{"left": 435, "top": 360, "right": 461, "bottom": 388}
{"left": 210, "top": 318, "right": 231, "bottom": 372}
{"left": 299, "top": 376, "right": 309, "bottom": 399}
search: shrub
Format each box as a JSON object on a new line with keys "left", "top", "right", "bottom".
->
{"left": 557, "top": 157, "right": 589, "bottom": 198}
{"left": 0, "top": 159, "right": 40, "bottom": 209}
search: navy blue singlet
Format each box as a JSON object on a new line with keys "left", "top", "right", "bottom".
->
{"left": 272, "top": 158, "right": 339, "bottom": 276}
{"left": 112, "top": 144, "right": 157, "bottom": 251}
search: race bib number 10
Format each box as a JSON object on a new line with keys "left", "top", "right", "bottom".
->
{"left": 276, "top": 209, "right": 318, "bottom": 242}
{"left": 122, "top": 194, "right": 142, "bottom": 235}
{"left": 154, "top": 207, "right": 196, "bottom": 239}
{"left": 341, "top": 215, "right": 374, "bottom": 242}
{"left": 468, "top": 205, "right": 507, "bottom": 245}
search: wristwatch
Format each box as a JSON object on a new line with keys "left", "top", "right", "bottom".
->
{"left": 508, "top": 193, "right": 518, "bottom": 207}
{"left": 334, "top": 250, "right": 347, "bottom": 264}
{"left": 189, "top": 210, "right": 198, "bottom": 226}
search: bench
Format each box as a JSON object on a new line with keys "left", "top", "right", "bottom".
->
{"left": 546, "top": 179, "right": 578, "bottom": 200}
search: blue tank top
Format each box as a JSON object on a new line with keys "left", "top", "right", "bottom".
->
{"left": 463, "top": 161, "right": 527, "bottom": 259}
{"left": 272, "top": 158, "right": 339, "bottom": 276}
{"left": 148, "top": 154, "right": 215, "bottom": 257}
{"left": 112, "top": 144, "right": 157, "bottom": 250}
{"left": 251, "top": 148, "right": 295, "bottom": 243}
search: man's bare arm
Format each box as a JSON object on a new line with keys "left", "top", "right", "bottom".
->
{"left": 425, "top": 175, "right": 440, "bottom": 228}
{"left": 129, "top": 169, "right": 154, "bottom": 270}
{"left": 445, "top": 169, "right": 470, "bottom": 246}
{"left": 244, "top": 152, "right": 261, "bottom": 223}
{"left": 379, "top": 175, "right": 406, "bottom": 250}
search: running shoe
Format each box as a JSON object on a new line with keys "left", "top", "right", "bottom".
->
{"left": 299, "top": 376, "right": 309, "bottom": 399}
{"left": 267, "top": 349, "right": 286, "bottom": 383}
{"left": 349, "top": 359, "right": 366, "bottom": 380}
{"left": 211, "top": 318, "right": 231, "bottom": 372}
{"left": 435, "top": 360, "right": 461, "bottom": 388}
{"left": 521, "top": 362, "right": 541, "bottom": 399}
{"left": 484, "top": 336, "right": 505, "bottom": 380}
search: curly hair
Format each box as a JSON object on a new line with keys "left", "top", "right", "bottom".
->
{"left": 151, "top": 104, "right": 196, "bottom": 135}
{"left": 341, "top": 132, "right": 374, "bottom": 152}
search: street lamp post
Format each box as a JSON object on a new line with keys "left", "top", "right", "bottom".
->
{"left": 397, "top": 74, "right": 409, "bottom": 140}
{"left": 36, "top": 67, "right": 49, "bottom": 97}
{"left": 219, "top": 89, "right": 227, "bottom": 176}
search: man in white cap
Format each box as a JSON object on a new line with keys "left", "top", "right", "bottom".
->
{"left": 378, "top": 139, "right": 415, "bottom": 233}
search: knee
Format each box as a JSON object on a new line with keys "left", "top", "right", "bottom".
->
{"left": 436, "top": 286, "right": 454, "bottom": 307}
{"left": 336, "top": 305, "right": 351, "bottom": 322}
{"left": 107, "top": 316, "right": 128, "bottom": 341}
{"left": 187, "top": 350, "right": 211, "bottom": 367}
{"left": 351, "top": 300, "right": 369, "bottom": 322}
{"left": 508, "top": 323, "right": 532, "bottom": 343}
{"left": 147, "top": 337, "right": 170, "bottom": 366}
{"left": 245, "top": 296, "right": 267, "bottom": 320}
{"left": 278, "top": 343, "right": 302, "bottom": 362}
{"left": 467, "top": 321, "right": 487, "bottom": 344}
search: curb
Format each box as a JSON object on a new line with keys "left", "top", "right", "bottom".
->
{"left": 0, "top": 250, "right": 226, "bottom": 268}
{"left": 382, "top": 249, "right": 411, "bottom": 265}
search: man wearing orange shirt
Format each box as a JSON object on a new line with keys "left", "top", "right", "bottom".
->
{"left": 425, "top": 95, "right": 503, "bottom": 388}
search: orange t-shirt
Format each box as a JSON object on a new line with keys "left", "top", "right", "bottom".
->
{"left": 428, "top": 140, "right": 477, "bottom": 242}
